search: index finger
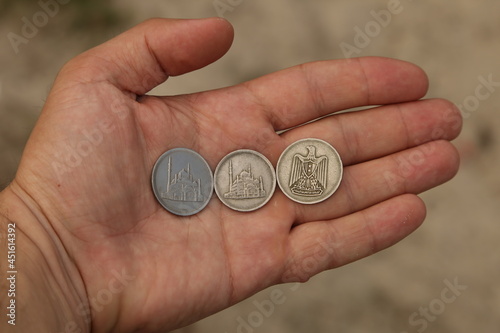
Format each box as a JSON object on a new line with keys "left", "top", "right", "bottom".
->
{"left": 242, "top": 57, "right": 429, "bottom": 130}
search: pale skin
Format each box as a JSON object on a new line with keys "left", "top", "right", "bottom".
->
{"left": 0, "top": 18, "right": 462, "bottom": 332}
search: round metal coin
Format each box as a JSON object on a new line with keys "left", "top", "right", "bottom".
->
{"left": 152, "top": 148, "right": 213, "bottom": 216}
{"left": 276, "top": 138, "right": 343, "bottom": 204}
{"left": 214, "top": 150, "right": 276, "bottom": 212}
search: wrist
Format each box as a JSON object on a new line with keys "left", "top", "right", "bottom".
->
{"left": 0, "top": 182, "right": 90, "bottom": 332}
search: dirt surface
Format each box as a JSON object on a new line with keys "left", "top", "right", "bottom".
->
{"left": 1, "top": 0, "right": 499, "bottom": 332}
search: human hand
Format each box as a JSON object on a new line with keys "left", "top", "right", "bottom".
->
{"left": 1, "top": 18, "right": 461, "bottom": 332}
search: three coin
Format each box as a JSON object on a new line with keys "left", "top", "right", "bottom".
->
{"left": 152, "top": 139, "right": 343, "bottom": 215}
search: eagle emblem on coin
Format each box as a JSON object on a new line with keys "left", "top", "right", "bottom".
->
{"left": 289, "top": 145, "right": 328, "bottom": 197}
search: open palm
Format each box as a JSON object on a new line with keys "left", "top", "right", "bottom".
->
{"left": 11, "top": 18, "right": 461, "bottom": 332}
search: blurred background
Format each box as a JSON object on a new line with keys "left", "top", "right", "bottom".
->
{"left": 1, "top": 0, "right": 499, "bottom": 332}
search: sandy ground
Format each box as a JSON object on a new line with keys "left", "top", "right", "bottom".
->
{"left": 1, "top": 0, "right": 500, "bottom": 332}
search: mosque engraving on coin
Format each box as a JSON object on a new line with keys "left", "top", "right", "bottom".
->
{"left": 214, "top": 150, "right": 276, "bottom": 212}
{"left": 152, "top": 148, "right": 213, "bottom": 216}
{"left": 162, "top": 157, "right": 204, "bottom": 202}
{"left": 223, "top": 160, "right": 267, "bottom": 200}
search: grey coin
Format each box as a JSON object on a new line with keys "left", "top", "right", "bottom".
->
{"left": 276, "top": 138, "right": 343, "bottom": 205}
{"left": 214, "top": 150, "right": 276, "bottom": 212}
{"left": 152, "top": 148, "right": 213, "bottom": 216}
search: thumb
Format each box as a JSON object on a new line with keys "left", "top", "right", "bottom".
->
{"left": 57, "top": 18, "right": 234, "bottom": 95}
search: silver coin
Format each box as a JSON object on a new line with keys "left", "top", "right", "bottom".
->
{"left": 214, "top": 150, "right": 276, "bottom": 212}
{"left": 276, "top": 138, "right": 343, "bottom": 204}
{"left": 152, "top": 148, "right": 213, "bottom": 216}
